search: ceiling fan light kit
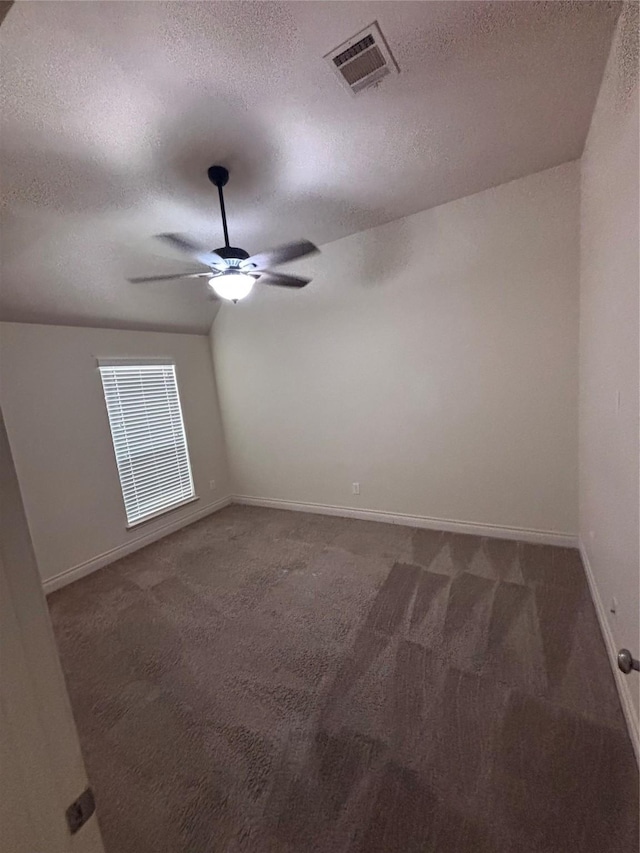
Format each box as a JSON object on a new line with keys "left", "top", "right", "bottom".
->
{"left": 129, "top": 165, "right": 319, "bottom": 303}
{"left": 210, "top": 272, "right": 255, "bottom": 302}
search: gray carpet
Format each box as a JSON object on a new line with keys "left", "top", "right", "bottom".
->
{"left": 48, "top": 505, "right": 639, "bottom": 853}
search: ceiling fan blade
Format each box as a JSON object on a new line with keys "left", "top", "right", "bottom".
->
{"left": 244, "top": 239, "right": 319, "bottom": 271}
{"left": 156, "top": 233, "right": 227, "bottom": 268}
{"left": 128, "top": 272, "right": 212, "bottom": 283}
{"left": 258, "top": 271, "right": 311, "bottom": 289}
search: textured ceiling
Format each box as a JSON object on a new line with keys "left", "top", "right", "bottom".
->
{"left": 0, "top": 1, "right": 619, "bottom": 333}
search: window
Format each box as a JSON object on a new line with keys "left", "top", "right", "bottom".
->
{"left": 98, "top": 360, "right": 195, "bottom": 527}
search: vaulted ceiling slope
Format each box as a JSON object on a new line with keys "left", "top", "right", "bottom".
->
{"left": 0, "top": 1, "right": 619, "bottom": 333}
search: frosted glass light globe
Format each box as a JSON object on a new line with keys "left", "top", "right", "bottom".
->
{"left": 210, "top": 272, "right": 254, "bottom": 302}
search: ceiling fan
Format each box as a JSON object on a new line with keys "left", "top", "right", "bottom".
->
{"left": 128, "top": 165, "right": 319, "bottom": 302}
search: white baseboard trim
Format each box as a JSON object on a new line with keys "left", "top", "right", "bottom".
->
{"left": 579, "top": 540, "right": 640, "bottom": 765}
{"left": 43, "top": 496, "right": 232, "bottom": 595}
{"left": 232, "top": 495, "right": 578, "bottom": 547}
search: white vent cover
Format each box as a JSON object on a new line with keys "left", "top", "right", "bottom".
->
{"left": 325, "top": 21, "right": 399, "bottom": 95}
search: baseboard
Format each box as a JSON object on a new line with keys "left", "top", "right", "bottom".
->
{"left": 43, "top": 496, "right": 232, "bottom": 595}
{"left": 579, "top": 540, "right": 640, "bottom": 765}
{"left": 232, "top": 495, "right": 578, "bottom": 547}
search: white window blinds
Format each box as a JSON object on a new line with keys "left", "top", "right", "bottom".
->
{"left": 98, "top": 361, "right": 195, "bottom": 527}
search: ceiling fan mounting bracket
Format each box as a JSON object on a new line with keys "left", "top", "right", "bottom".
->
{"left": 207, "top": 165, "right": 229, "bottom": 188}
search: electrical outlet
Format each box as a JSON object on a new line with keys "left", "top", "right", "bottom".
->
{"left": 352, "top": 482, "right": 360, "bottom": 495}
{"left": 610, "top": 597, "right": 618, "bottom": 615}
{"left": 209, "top": 479, "right": 216, "bottom": 491}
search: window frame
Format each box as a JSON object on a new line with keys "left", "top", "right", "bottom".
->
{"left": 97, "top": 358, "right": 198, "bottom": 528}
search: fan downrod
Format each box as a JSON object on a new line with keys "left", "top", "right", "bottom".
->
{"left": 207, "top": 165, "right": 229, "bottom": 188}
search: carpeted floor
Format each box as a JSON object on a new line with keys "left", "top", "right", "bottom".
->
{"left": 48, "top": 505, "right": 638, "bottom": 853}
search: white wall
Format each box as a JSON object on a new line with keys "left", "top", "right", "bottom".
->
{"left": 212, "top": 162, "right": 580, "bottom": 539}
{"left": 579, "top": 2, "right": 639, "bottom": 727}
{"left": 0, "top": 412, "right": 105, "bottom": 852}
{"left": 0, "top": 323, "right": 231, "bottom": 585}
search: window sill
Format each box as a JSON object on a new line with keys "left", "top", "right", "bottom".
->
{"left": 126, "top": 495, "right": 200, "bottom": 530}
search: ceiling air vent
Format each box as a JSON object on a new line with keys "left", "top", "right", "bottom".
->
{"left": 325, "top": 21, "right": 399, "bottom": 95}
